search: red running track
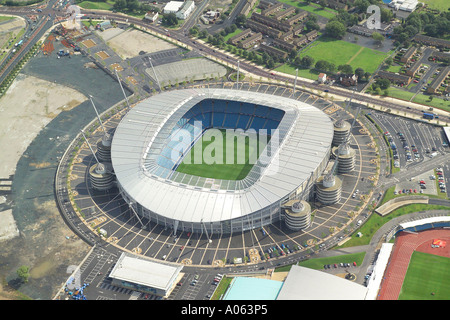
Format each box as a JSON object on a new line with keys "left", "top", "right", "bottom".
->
{"left": 377, "top": 229, "right": 450, "bottom": 300}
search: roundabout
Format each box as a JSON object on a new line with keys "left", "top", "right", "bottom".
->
{"left": 55, "top": 81, "right": 380, "bottom": 268}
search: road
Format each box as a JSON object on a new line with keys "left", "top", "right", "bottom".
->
{"left": 1, "top": 2, "right": 449, "bottom": 124}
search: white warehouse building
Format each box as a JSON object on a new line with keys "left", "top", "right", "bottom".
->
{"left": 163, "top": 1, "right": 195, "bottom": 20}
{"left": 177, "top": 1, "right": 195, "bottom": 20}
{"left": 163, "top": 1, "right": 184, "bottom": 14}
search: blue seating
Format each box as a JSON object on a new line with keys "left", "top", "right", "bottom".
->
{"left": 213, "top": 100, "right": 227, "bottom": 113}
{"left": 254, "top": 105, "right": 269, "bottom": 118}
{"left": 226, "top": 102, "right": 241, "bottom": 114}
{"left": 264, "top": 119, "right": 280, "bottom": 130}
{"left": 213, "top": 112, "right": 225, "bottom": 127}
{"left": 223, "top": 114, "right": 238, "bottom": 128}
{"left": 237, "top": 115, "right": 251, "bottom": 129}
{"left": 267, "top": 108, "right": 284, "bottom": 121}
{"left": 249, "top": 117, "right": 266, "bottom": 130}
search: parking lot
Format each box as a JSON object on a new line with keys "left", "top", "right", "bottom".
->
{"left": 368, "top": 110, "right": 450, "bottom": 198}
{"left": 369, "top": 111, "right": 448, "bottom": 169}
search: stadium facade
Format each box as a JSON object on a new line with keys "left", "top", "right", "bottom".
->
{"left": 111, "top": 88, "right": 333, "bottom": 235}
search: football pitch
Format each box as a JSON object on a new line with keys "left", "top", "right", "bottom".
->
{"left": 398, "top": 251, "right": 450, "bottom": 300}
{"left": 176, "top": 129, "right": 270, "bottom": 180}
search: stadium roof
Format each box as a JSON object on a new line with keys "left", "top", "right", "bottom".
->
{"left": 276, "top": 265, "right": 368, "bottom": 300}
{"left": 400, "top": 216, "right": 450, "bottom": 230}
{"left": 111, "top": 88, "right": 333, "bottom": 223}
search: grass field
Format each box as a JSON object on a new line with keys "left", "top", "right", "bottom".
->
{"left": 421, "top": 0, "right": 450, "bottom": 11}
{"left": 337, "top": 204, "right": 450, "bottom": 248}
{"left": 297, "top": 252, "right": 366, "bottom": 270}
{"left": 176, "top": 129, "right": 269, "bottom": 180}
{"left": 399, "top": 251, "right": 450, "bottom": 300}
{"left": 277, "top": 0, "right": 338, "bottom": 19}
{"left": 298, "top": 37, "right": 389, "bottom": 73}
{"left": 77, "top": 1, "right": 113, "bottom": 10}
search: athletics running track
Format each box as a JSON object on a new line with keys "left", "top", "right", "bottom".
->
{"left": 377, "top": 229, "right": 450, "bottom": 300}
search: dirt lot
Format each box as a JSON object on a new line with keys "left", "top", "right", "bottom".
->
{"left": 103, "top": 28, "right": 177, "bottom": 59}
{"left": 95, "top": 50, "right": 110, "bottom": 60}
{"left": 81, "top": 38, "right": 96, "bottom": 48}
{"left": 0, "top": 74, "right": 87, "bottom": 179}
{"left": 0, "top": 73, "right": 90, "bottom": 299}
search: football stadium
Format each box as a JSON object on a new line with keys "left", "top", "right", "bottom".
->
{"left": 110, "top": 88, "right": 334, "bottom": 235}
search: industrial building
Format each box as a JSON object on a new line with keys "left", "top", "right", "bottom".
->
{"left": 109, "top": 252, "right": 183, "bottom": 297}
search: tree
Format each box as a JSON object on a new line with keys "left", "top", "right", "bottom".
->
{"left": 305, "top": 19, "right": 320, "bottom": 32}
{"left": 198, "top": 30, "right": 208, "bottom": 39}
{"left": 289, "top": 49, "right": 297, "bottom": 60}
{"left": 372, "top": 32, "right": 384, "bottom": 44}
{"left": 113, "top": 0, "right": 126, "bottom": 10}
{"left": 162, "top": 13, "right": 178, "bottom": 27}
{"left": 325, "top": 20, "right": 346, "bottom": 39}
{"left": 338, "top": 64, "right": 353, "bottom": 74}
{"left": 318, "top": 0, "right": 328, "bottom": 9}
{"left": 301, "top": 55, "right": 315, "bottom": 68}
{"left": 380, "top": 8, "right": 393, "bottom": 23}
{"left": 315, "top": 60, "right": 335, "bottom": 73}
{"left": 385, "top": 57, "right": 393, "bottom": 67}
{"left": 375, "top": 78, "right": 391, "bottom": 90}
{"left": 189, "top": 27, "right": 198, "bottom": 36}
{"left": 17, "top": 266, "right": 30, "bottom": 283}
{"left": 235, "top": 14, "right": 247, "bottom": 27}
{"left": 355, "top": 67, "right": 365, "bottom": 80}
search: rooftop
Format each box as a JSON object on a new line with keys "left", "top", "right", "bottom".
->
{"left": 109, "top": 252, "right": 183, "bottom": 291}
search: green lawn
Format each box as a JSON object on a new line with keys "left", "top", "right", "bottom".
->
{"left": 297, "top": 252, "right": 366, "bottom": 270}
{"left": 0, "top": 15, "right": 14, "bottom": 22}
{"left": 399, "top": 251, "right": 450, "bottom": 300}
{"left": 77, "top": 1, "right": 113, "bottom": 10}
{"left": 383, "top": 87, "right": 450, "bottom": 114}
{"left": 223, "top": 28, "right": 244, "bottom": 42}
{"left": 298, "top": 37, "right": 389, "bottom": 73}
{"left": 337, "top": 204, "right": 450, "bottom": 248}
{"left": 386, "top": 65, "right": 403, "bottom": 73}
{"left": 384, "top": 87, "right": 415, "bottom": 101}
{"left": 176, "top": 129, "right": 269, "bottom": 180}
{"left": 277, "top": 0, "right": 337, "bottom": 19}
{"left": 275, "top": 63, "right": 320, "bottom": 80}
{"left": 421, "top": 0, "right": 450, "bottom": 11}
{"left": 412, "top": 94, "right": 450, "bottom": 113}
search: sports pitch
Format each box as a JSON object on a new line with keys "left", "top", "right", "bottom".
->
{"left": 398, "top": 251, "right": 450, "bottom": 300}
{"left": 176, "top": 129, "right": 270, "bottom": 180}
{"left": 299, "top": 37, "right": 389, "bottom": 73}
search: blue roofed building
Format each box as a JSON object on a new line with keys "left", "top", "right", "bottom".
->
{"left": 222, "top": 277, "right": 283, "bottom": 300}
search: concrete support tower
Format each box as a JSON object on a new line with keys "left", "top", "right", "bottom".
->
{"left": 332, "top": 119, "right": 351, "bottom": 147}
{"left": 89, "top": 162, "right": 115, "bottom": 191}
{"left": 283, "top": 200, "right": 312, "bottom": 231}
{"left": 316, "top": 161, "right": 341, "bottom": 205}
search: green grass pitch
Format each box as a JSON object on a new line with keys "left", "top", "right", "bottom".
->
{"left": 175, "top": 129, "right": 270, "bottom": 180}
{"left": 398, "top": 251, "right": 450, "bottom": 300}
